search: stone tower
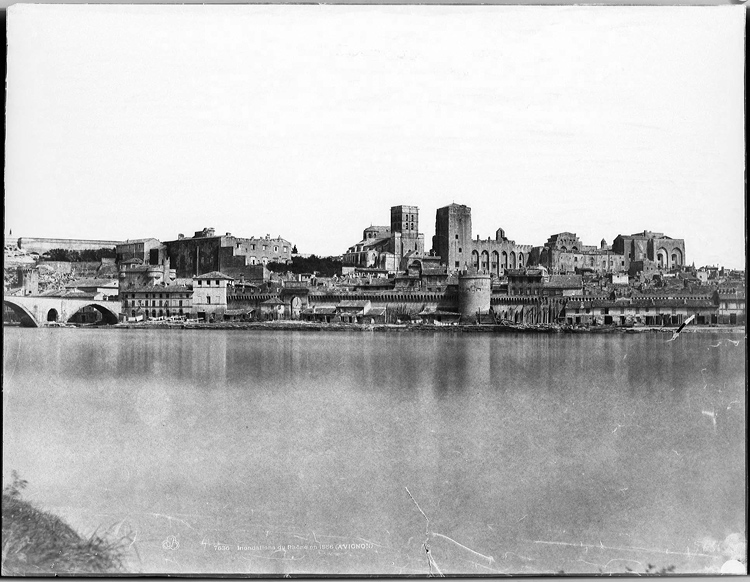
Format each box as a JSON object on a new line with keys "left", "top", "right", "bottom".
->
{"left": 17, "top": 266, "right": 39, "bottom": 296}
{"left": 458, "top": 270, "right": 491, "bottom": 323}
{"left": 389, "top": 205, "right": 423, "bottom": 263}
{"left": 433, "top": 204, "right": 473, "bottom": 272}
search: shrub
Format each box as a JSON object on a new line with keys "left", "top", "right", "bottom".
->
{"left": 2, "top": 473, "right": 128, "bottom": 575}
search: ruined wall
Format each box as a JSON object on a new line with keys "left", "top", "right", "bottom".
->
{"left": 165, "top": 238, "right": 222, "bottom": 278}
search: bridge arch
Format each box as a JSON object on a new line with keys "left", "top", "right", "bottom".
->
{"left": 68, "top": 303, "right": 120, "bottom": 325}
{"left": 47, "top": 309, "right": 59, "bottom": 322}
{"left": 3, "top": 299, "right": 39, "bottom": 327}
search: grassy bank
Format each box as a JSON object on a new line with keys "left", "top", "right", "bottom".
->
{"left": 1, "top": 477, "right": 127, "bottom": 575}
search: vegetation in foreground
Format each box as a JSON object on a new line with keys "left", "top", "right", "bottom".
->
{"left": 1, "top": 472, "right": 128, "bottom": 575}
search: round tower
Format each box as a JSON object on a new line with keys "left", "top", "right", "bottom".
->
{"left": 458, "top": 271, "right": 491, "bottom": 323}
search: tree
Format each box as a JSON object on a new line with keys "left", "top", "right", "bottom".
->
{"left": 292, "top": 245, "right": 298, "bottom": 254}
{"left": 42, "top": 247, "right": 116, "bottom": 262}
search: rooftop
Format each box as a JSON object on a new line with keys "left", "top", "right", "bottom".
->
{"left": 194, "top": 271, "right": 234, "bottom": 281}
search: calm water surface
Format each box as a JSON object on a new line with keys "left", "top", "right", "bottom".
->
{"left": 2, "top": 327, "right": 746, "bottom": 574}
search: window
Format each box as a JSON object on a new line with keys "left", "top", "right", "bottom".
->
{"left": 455, "top": 234, "right": 459, "bottom": 240}
{"left": 458, "top": 248, "right": 462, "bottom": 253}
{"left": 283, "top": 246, "right": 288, "bottom": 252}
{"left": 207, "top": 296, "right": 212, "bottom": 304}
{"left": 455, "top": 261, "right": 460, "bottom": 267}
{"left": 215, "top": 280, "right": 219, "bottom": 286}
{"left": 198, "top": 280, "right": 202, "bottom": 286}
{"left": 263, "top": 245, "right": 267, "bottom": 251}
{"left": 179, "top": 300, "right": 183, "bottom": 307}
{"left": 274, "top": 246, "right": 278, "bottom": 252}
{"left": 251, "top": 244, "right": 255, "bottom": 250}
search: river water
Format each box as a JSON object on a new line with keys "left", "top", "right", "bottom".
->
{"left": 2, "top": 327, "right": 745, "bottom": 575}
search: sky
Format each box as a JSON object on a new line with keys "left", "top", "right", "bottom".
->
{"left": 4, "top": 4, "right": 746, "bottom": 268}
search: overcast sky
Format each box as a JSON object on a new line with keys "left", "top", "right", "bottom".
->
{"left": 5, "top": 4, "right": 745, "bottom": 268}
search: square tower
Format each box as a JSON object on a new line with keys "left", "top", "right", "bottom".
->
{"left": 390, "top": 205, "right": 419, "bottom": 235}
{"left": 389, "top": 205, "right": 424, "bottom": 261}
{"left": 433, "top": 204, "right": 473, "bottom": 272}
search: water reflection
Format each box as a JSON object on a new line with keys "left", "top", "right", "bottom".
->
{"left": 2, "top": 327, "right": 745, "bottom": 575}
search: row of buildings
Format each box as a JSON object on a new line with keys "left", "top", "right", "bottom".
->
{"left": 116, "top": 227, "right": 294, "bottom": 280}
{"left": 4, "top": 202, "right": 744, "bottom": 327}
{"left": 343, "top": 203, "right": 687, "bottom": 279}
{"left": 113, "top": 267, "right": 744, "bottom": 327}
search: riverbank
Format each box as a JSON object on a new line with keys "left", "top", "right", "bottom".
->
{"left": 111, "top": 320, "right": 746, "bottom": 334}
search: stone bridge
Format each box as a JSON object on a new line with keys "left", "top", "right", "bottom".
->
{"left": 3, "top": 295, "right": 121, "bottom": 327}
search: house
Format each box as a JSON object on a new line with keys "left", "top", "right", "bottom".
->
{"left": 120, "top": 284, "right": 193, "bottom": 320}
{"left": 357, "top": 307, "right": 387, "bottom": 324}
{"left": 64, "top": 278, "right": 119, "bottom": 300}
{"left": 300, "top": 306, "right": 338, "bottom": 323}
{"left": 562, "top": 296, "right": 717, "bottom": 326}
{"left": 713, "top": 288, "right": 746, "bottom": 325}
{"left": 192, "top": 271, "right": 234, "bottom": 322}
{"left": 336, "top": 300, "right": 372, "bottom": 323}
{"left": 259, "top": 297, "right": 286, "bottom": 320}
{"left": 223, "top": 308, "right": 256, "bottom": 322}
{"left": 506, "top": 268, "right": 545, "bottom": 296}
{"left": 543, "top": 274, "right": 583, "bottom": 297}
{"left": 418, "top": 308, "right": 461, "bottom": 325}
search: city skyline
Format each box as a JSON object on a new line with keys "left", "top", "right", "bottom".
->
{"left": 5, "top": 4, "right": 745, "bottom": 269}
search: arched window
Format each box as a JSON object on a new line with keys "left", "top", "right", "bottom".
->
{"left": 657, "top": 248, "right": 668, "bottom": 268}
{"left": 518, "top": 253, "right": 524, "bottom": 267}
{"left": 471, "top": 250, "right": 480, "bottom": 270}
{"left": 501, "top": 251, "right": 508, "bottom": 268}
{"left": 491, "top": 251, "right": 499, "bottom": 274}
{"left": 671, "top": 249, "right": 682, "bottom": 267}
{"left": 480, "top": 251, "right": 489, "bottom": 272}
{"left": 510, "top": 251, "right": 516, "bottom": 269}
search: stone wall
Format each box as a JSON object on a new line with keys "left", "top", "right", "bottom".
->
{"left": 18, "top": 237, "right": 122, "bottom": 254}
